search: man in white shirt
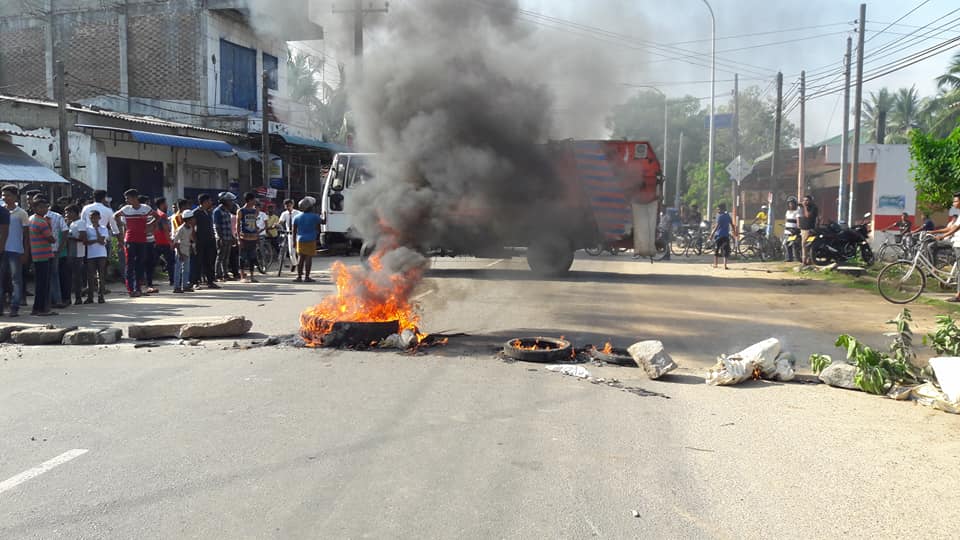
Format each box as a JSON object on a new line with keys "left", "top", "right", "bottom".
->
{"left": 1, "top": 185, "right": 29, "bottom": 314}
{"left": 278, "top": 198, "right": 301, "bottom": 271}
{"left": 81, "top": 190, "right": 120, "bottom": 236}
{"left": 933, "top": 192, "right": 960, "bottom": 302}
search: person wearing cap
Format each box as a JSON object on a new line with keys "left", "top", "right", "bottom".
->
{"left": 213, "top": 192, "right": 237, "bottom": 281}
{"left": 27, "top": 198, "right": 57, "bottom": 315}
{"left": 113, "top": 189, "right": 157, "bottom": 297}
{"left": 292, "top": 198, "right": 322, "bottom": 282}
{"left": 172, "top": 209, "right": 196, "bottom": 293}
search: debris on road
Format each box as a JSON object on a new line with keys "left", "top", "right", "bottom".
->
{"left": 545, "top": 364, "right": 591, "bottom": 379}
{"left": 818, "top": 363, "right": 859, "bottom": 389}
{"left": 503, "top": 337, "right": 573, "bottom": 363}
{"left": 706, "top": 338, "right": 796, "bottom": 385}
{"left": 0, "top": 323, "right": 40, "bottom": 342}
{"left": 632, "top": 510, "right": 640, "bottom": 518}
{"left": 929, "top": 357, "right": 960, "bottom": 402}
{"left": 627, "top": 340, "right": 677, "bottom": 379}
{"left": 589, "top": 343, "right": 635, "bottom": 365}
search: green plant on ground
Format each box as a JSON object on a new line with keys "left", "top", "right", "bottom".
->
{"left": 810, "top": 353, "right": 832, "bottom": 374}
{"left": 925, "top": 315, "right": 960, "bottom": 356}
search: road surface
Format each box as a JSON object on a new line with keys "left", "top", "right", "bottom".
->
{"left": 2, "top": 255, "right": 958, "bottom": 539}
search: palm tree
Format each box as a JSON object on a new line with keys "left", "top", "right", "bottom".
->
{"left": 887, "top": 85, "right": 921, "bottom": 142}
{"left": 862, "top": 87, "right": 893, "bottom": 143}
{"left": 923, "top": 88, "right": 960, "bottom": 137}
{"left": 286, "top": 48, "right": 348, "bottom": 141}
{"left": 287, "top": 49, "right": 322, "bottom": 106}
{"left": 935, "top": 51, "right": 960, "bottom": 91}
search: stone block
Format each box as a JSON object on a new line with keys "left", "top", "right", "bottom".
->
{"left": 818, "top": 363, "right": 859, "bottom": 390}
{"left": 62, "top": 329, "right": 101, "bottom": 346}
{"left": 0, "top": 323, "right": 40, "bottom": 343}
{"left": 178, "top": 316, "right": 253, "bottom": 339}
{"left": 11, "top": 326, "right": 77, "bottom": 345}
{"left": 627, "top": 340, "right": 677, "bottom": 380}
{"left": 97, "top": 328, "right": 123, "bottom": 344}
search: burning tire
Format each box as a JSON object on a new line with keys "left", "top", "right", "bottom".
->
{"left": 590, "top": 345, "right": 634, "bottom": 365}
{"left": 527, "top": 238, "right": 574, "bottom": 276}
{"left": 503, "top": 337, "right": 573, "bottom": 362}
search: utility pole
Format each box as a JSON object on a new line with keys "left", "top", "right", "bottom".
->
{"left": 332, "top": 0, "right": 389, "bottom": 79}
{"left": 674, "top": 131, "right": 683, "bottom": 210}
{"left": 55, "top": 60, "right": 71, "bottom": 184}
{"left": 839, "top": 37, "right": 852, "bottom": 224}
{"left": 662, "top": 95, "right": 668, "bottom": 207}
{"left": 262, "top": 70, "right": 270, "bottom": 188}
{"left": 849, "top": 3, "right": 866, "bottom": 223}
{"left": 768, "top": 71, "right": 782, "bottom": 236}
{"left": 733, "top": 73, "right": 740, "bottom": 225}
{"left": 797, "top": 70, "right": 805, "bottom": 199}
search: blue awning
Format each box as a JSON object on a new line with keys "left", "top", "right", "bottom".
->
{"left": 76, "top": 124, "right": 233, "bottom": 152}
{"left": 278, "top": 134, "right": 350, "bottom": 153}
{"left": 0, "top": 141, "right": 69, "bottom": 184}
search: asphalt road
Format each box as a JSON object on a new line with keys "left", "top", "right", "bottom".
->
{"left": 2, "top": 254, "right": 959, "bottom": 539}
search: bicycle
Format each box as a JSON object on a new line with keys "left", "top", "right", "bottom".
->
{"left": 584, "top": 241, "right": 627, "bottom": 256}
{"left": 255, "top": 237, "right": 276, "bottom": 274}
{"left": 877, "top": 231, "right": 919, "bottom": 263}
{"left": 877, "top": 236, "right": 959, "bottom": 304}
{"left": 276, "top": 231, "right": 299, "bottom": 277}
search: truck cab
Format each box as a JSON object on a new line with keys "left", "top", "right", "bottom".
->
{"left": 320, "top": 152, "right": 375, "bottom": 252}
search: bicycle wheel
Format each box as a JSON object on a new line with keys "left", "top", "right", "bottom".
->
{"left": 738, "top": 236, "right": 760, "bottom": 259}
{"left": 260, "top": 242, "right": 276, "bottom": 272}
{"left": 877, "top": 244, "right": 905, "bottom": 263}
{"left": 877, "top": 261, "right": 926, "bottom": 304}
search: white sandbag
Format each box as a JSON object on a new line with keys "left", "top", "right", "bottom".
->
{"left": 730, "top": 338, "right": 781, "bottom": 377}
{"left": 770, "top": 353, "right": 796, "bottom": 382}
{"left": 928, "top": 357, "right": 960, "bottom": 403}
{"left": 546, "top": 365, "right": 591, "bottom": 379}
{"left": 632, "top": 201, "right": 658, "bottom": 257}
{"left": 911, "top": 382, "right": 960, "bottom": 414}
{"left": 705, "top": 355, "right": 758, "bottom": 386}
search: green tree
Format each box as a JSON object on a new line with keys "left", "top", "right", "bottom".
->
{"left": 862, "top": 87, "right": 893, "bottom": 143}
{"left": 683, "top": 161, "right": 731, "bottom": 211}
{"left": 286, "top": 47, "right": 349, "bottom": 141}
{"left": 887, "top": 85, "right": 922, "bottom": 143}
{"left": 909, "top": 125, "right": 960, "bottom": 208}
{"left": 713, "top": 86, "right": 797, "bottom": 163}
{"left": 935, "top": 51, "right": 960, "bottom": 91}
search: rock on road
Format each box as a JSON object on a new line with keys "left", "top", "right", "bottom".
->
{"left": 1, "top": 255, "right": 958, "bottom": 539}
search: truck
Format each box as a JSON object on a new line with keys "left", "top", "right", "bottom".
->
{"left": 319, "top": 140, "right": 663, "bottom": 275}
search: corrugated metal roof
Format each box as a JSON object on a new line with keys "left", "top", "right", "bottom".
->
{"left": 0, "top": 129, "right": 50, "bottom": 139}
{"left": 76, "top": 124, "right": 233, "bottom": 152}
{"left": 0, "top": 94, "right": 240, "bottom": 137}
{"left": 0, "top": 141, "right": 69, "bottom": 184}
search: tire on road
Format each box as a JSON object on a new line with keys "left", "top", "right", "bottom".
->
{"left": 527, "top": 237, "right": 575, "bottom": 276}
{"left": 503, "top": 337, "right": 573, "bottom": 362}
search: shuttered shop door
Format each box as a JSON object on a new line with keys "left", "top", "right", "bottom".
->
{"left": 220, "top": 39, "right": 257, "bottom": 110}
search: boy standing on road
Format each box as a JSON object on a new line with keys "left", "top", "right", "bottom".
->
{"left": 292, "top": 199, "right": 322, "bottom": 283}
{"left": 236, "top": 192, "right": 260, "bottom": 283}
{"left": 28, "top": 198, "right": 57, "bottom": 316}
{"left": 710, "top": 203, "right": 737, "bottom": 270}
{"left": 172, "top": 210, "right": 195, "bottom": 293}
{"left": 85, "top": 211, "right": 109, "bottom": 304}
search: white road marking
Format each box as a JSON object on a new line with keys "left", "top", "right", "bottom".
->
{"left": 412, "top": 289, "right": 436, "bottom": 301}
{"left": 0, "top": 449, "right": 89, "bottom": 495}
{"left": 485, "top": 258, "right": 505, "bottom": 268}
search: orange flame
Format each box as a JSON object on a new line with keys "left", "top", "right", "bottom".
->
{"left": 299, "top": 252, "right": 424, "bottom": 347}
{"left": 602, "top": 342, "right": 614, "bottom": 354}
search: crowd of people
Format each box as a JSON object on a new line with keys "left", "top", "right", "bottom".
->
{"left": 0, "top": 186, "right": 324, "bottom": 317}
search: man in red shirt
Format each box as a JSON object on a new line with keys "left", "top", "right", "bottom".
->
{"left": 113, "top": 189, "right": 157, "bottom": 297}
{"left": 153, "top": 197, "right": 175, "bottom": 289}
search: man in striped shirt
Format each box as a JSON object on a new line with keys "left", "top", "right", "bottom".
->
{"left": 28, "top": 198, "right": 57, "bottom": 316}
{"left": 113, "top": 189, "right": 157, "bottom": 297}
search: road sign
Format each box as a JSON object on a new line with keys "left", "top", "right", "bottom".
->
{"left": 725, "top": 155, "right": 754, "bottom": 181}
{"left": 705, "top": 113, "right": 734, "bottom": 130}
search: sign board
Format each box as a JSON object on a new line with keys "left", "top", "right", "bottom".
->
{"left": 878, "top": 195, "right": 906, "bottom": 211}
{"left": 266, "top": 187, "right": 278, "bottom": 198}
{"left": 725, "top": 155, "right": 754, "bottom": 181}
{"left": 269, "top": 158, "right": 283, "bottom": 180}
{"left": 705, "top": 113, "right": 734, "bottom": 130}
{"left": 269, "top": 177, "right": 285, "bottom": 189}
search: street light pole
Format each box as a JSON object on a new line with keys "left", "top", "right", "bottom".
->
{"left": 701, "top": 0, "right": 717, "bottom": 223}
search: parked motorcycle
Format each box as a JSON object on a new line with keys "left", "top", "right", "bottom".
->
{"left": 805, "top": 213, "right": 874, "bottom": 266}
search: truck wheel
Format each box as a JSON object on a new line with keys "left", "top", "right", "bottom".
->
{"left": 527, "top": 238, "right": 574, "bottom": 276}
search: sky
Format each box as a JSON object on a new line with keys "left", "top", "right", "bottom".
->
{"left": 300, "top": 0, "right": 959, "bottom": 153}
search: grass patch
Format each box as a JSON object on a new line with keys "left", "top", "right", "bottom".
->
{"left": 780, "top": 262, "right": 960, "bottom": 313}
